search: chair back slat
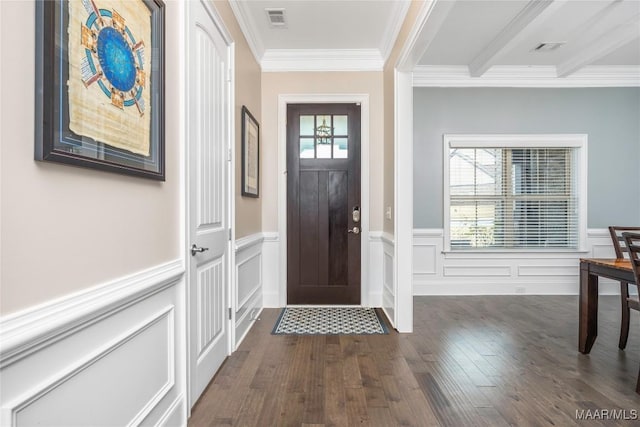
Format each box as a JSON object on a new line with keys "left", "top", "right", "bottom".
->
{"left": 622, "top": 232, "right": 640, "bottom": 296}
{"left": 609, "top": 226, "right": 640, "bottom": 259}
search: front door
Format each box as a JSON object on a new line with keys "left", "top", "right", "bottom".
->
{"left": 287, "top": 104, "right": 361, "bottom": 304}
{"left": 187, "top": 0, "right": 230, "bottom": 407}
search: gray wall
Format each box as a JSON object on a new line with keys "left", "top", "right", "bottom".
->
{"left": 414, "top": 87, "right": 640, "bottom": 228}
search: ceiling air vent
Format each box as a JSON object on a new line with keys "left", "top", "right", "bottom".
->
{"left": 533, "top": 42, "right": 566, "bottom": 52}
{"left": 266, "top": 8, "right": 287, "bottom": 29}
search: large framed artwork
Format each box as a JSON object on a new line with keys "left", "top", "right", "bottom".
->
{"left": 35, "top": 0, "right": 165, "bottom": 180}
{"left": 241, "top": 106, "right": 259, "bottom": 197}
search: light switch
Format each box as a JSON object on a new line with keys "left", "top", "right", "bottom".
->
{"left": 385, "top": 206, "right": 392, "bottom": 220}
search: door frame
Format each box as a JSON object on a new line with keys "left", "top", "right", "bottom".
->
{"left": 278, "top": 94, "right": 370, "bottom": 306}
{"left": 182, "top": 0, "right": 236, "bottom": 411}
{"left": 391, "top": 0, "right": 439, "bottom": 332}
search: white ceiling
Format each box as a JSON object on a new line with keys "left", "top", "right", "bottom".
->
{"left": 229, "top": 0, "right": 640, "bottom": 80}
{"left": 234, "top": 1, "right": 401, "bottom": 50}
{"left": 417, "top": 0, "right": 640, "bottom": 78}
{"left": 230, "top": 0, "right": 411, "bottom": 68}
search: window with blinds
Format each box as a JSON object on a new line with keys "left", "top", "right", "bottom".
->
{"left": 444, "top": 135, "right": 587, "bottom": 251}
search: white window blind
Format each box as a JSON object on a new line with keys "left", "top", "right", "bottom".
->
{"left": 444, "top": 135, "right": 587, "bottom": 251}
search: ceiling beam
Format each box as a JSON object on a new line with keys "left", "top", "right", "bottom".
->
{"left": 468, "top": 0, "right": 559, "bottom": 77}
{"left": 396, "top": 0, "right": 456, "bottom": 72}
{"left": 557, "top": 17, "right": 640, "bottom": 77}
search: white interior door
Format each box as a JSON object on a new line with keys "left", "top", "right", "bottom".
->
{"left": 187, "top": 0, "right": 231, "bottom": 408}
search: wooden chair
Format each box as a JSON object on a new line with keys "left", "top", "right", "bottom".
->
{"left": 608, "top": 226, "right": 640, "bottom": 349}
{"left": 621, "top": 231, "right": 640, "bottom": 394}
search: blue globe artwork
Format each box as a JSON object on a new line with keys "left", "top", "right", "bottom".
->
{"left": 97, "top": 27, "right": 137, "bottom": 92}
{"left": 79, "top": 2, "right": 146, "bottom": 115}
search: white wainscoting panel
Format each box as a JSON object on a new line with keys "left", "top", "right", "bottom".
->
{"left": 413, "top": 229, "right": 626, "bottom": 295}
{"left": 414, "top": 245, "right": 437, "bottom": 275}
{"left": 262, "top": 232, "right": 281, "bottom": 308}
{"left": 260, "top": 232, "right": 384, "bottom": 308}
{"left": 234, "top": 233, "right": 265, "bottom": 349}
{"left": 381, "top": 233, "right": 395, "bottom": 327}
{"left": 368, "top": 232, "right": 384, "bottom": 308}
{"left": 0, "top": 260, "right": 187, "bottom": 427}
{"left": 444, "top": 265, "right": 512, "bottom": 277}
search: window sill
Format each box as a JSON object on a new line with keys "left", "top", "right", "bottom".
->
{"left": 441, "top": 249, "right": 590, "bottom": 259}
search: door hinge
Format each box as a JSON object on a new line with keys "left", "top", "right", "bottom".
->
{"left": 229, "top": 229, "right": 232, "bottom": 240}
{"left": 226, "top": 68, "right": 232, "bottom": 83}
{"left": 228, "top": 308, "right": 232, "bottom": 320}
{"left": 227, "top": 148, "right": 232, "bottom": 162}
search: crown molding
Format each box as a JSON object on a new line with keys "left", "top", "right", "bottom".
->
{"left": 380, "top": 0, "right": 412, "bottom": 61}
{"left": 413, "top": 65, "right": 640, "bottom": 87}
{"left": 229, "top": 0, "right": 264, "bottom": 63}
{"left": 261, "top": 49, "right": 385, "bottom": 72}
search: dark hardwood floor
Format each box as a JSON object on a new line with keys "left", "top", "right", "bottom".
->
{"left": 189, "top": 296, "right": 640, "bottom": 426}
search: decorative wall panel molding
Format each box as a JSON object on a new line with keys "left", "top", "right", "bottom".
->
{"left": 413, "top": 244, "right": 437, "bottom": 275}
{"left": 367, "top": 232, "right": 384, "bottom": 308}
{"left": 261, "top": 231, "right": 387, "bottom": 309}
{"left": 382, "top": 234, "right": 395, "bottom": 327}
{"left": 517, "top": 265, "right": 579, "bottom": 277}
{"left": 4, "top": 308, "right": 175, "bottom": 426}
{"left": 234, "top": 233, "right": 265, "bottom": 349}
{"left": 0, "top": 260, "right": 184, "bottom": 366}
{"left": 261, "top": 232, "right": 281, "bottom": 308}
{"left": 0, "top": 261, "right": 186, "bottom": 427}
{"left": 413, "top": 229, "right": 623, "bottom": 295}
{"left": 443, "top": 265, "right": 512, "bottom": 277}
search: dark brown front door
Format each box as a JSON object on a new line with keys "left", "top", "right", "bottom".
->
{"left": 287, "top": 103, "right": 361, "bottom": 304}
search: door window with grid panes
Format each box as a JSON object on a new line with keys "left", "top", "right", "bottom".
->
{"left": 299, "top": 115, "right": 348, "bottom": 159}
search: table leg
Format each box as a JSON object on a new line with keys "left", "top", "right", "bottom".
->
{"left": 579, "top": 261, "right": 599, "bottom": 354}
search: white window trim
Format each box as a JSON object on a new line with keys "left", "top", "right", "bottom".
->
{"left": 443, "top": 134, "right": 588, "bottom": 253}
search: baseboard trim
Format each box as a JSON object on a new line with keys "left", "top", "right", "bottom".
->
{"left": 235, "top": 307, "right": 263, "bottom": 350}
{"left": 0, "top": 259, "right": 185, "bottom": 367}
{"left": 368, "top": 292, "right": 382, "bottom": 308}
{"left": 263, "top": 292, "right": 280, "bottom": 308}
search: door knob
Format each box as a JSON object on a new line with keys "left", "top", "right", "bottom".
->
{"left": 347, "top": 227, "right": 360, "bottom": 235}
{"left": 191, "top": 244, "right": 209, "bottom": 256}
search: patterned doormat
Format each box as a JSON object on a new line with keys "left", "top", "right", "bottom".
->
{"left": 272, "top": 307, "right": 388, "bottom": 335}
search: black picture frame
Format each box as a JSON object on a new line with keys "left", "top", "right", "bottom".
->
{"left": 35, "top": 0, "right": 165, "bottom": 180}
{"left": 241, "top": 106, "right": 259, "bottom": 197}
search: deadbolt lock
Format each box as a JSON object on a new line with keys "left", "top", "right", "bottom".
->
{"left": 352, "top": 206, "right": 360, "bottom": 223}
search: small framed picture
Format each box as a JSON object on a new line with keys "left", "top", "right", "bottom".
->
{"left": 35, "top": 0, "right": 165, "bottom": 180}
{"left": 241, "top": 106, "right": 259, "bottom": 197}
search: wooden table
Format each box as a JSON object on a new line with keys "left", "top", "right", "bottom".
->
{"left": 579, "top": 258, "right": 634, "bottom": 354}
